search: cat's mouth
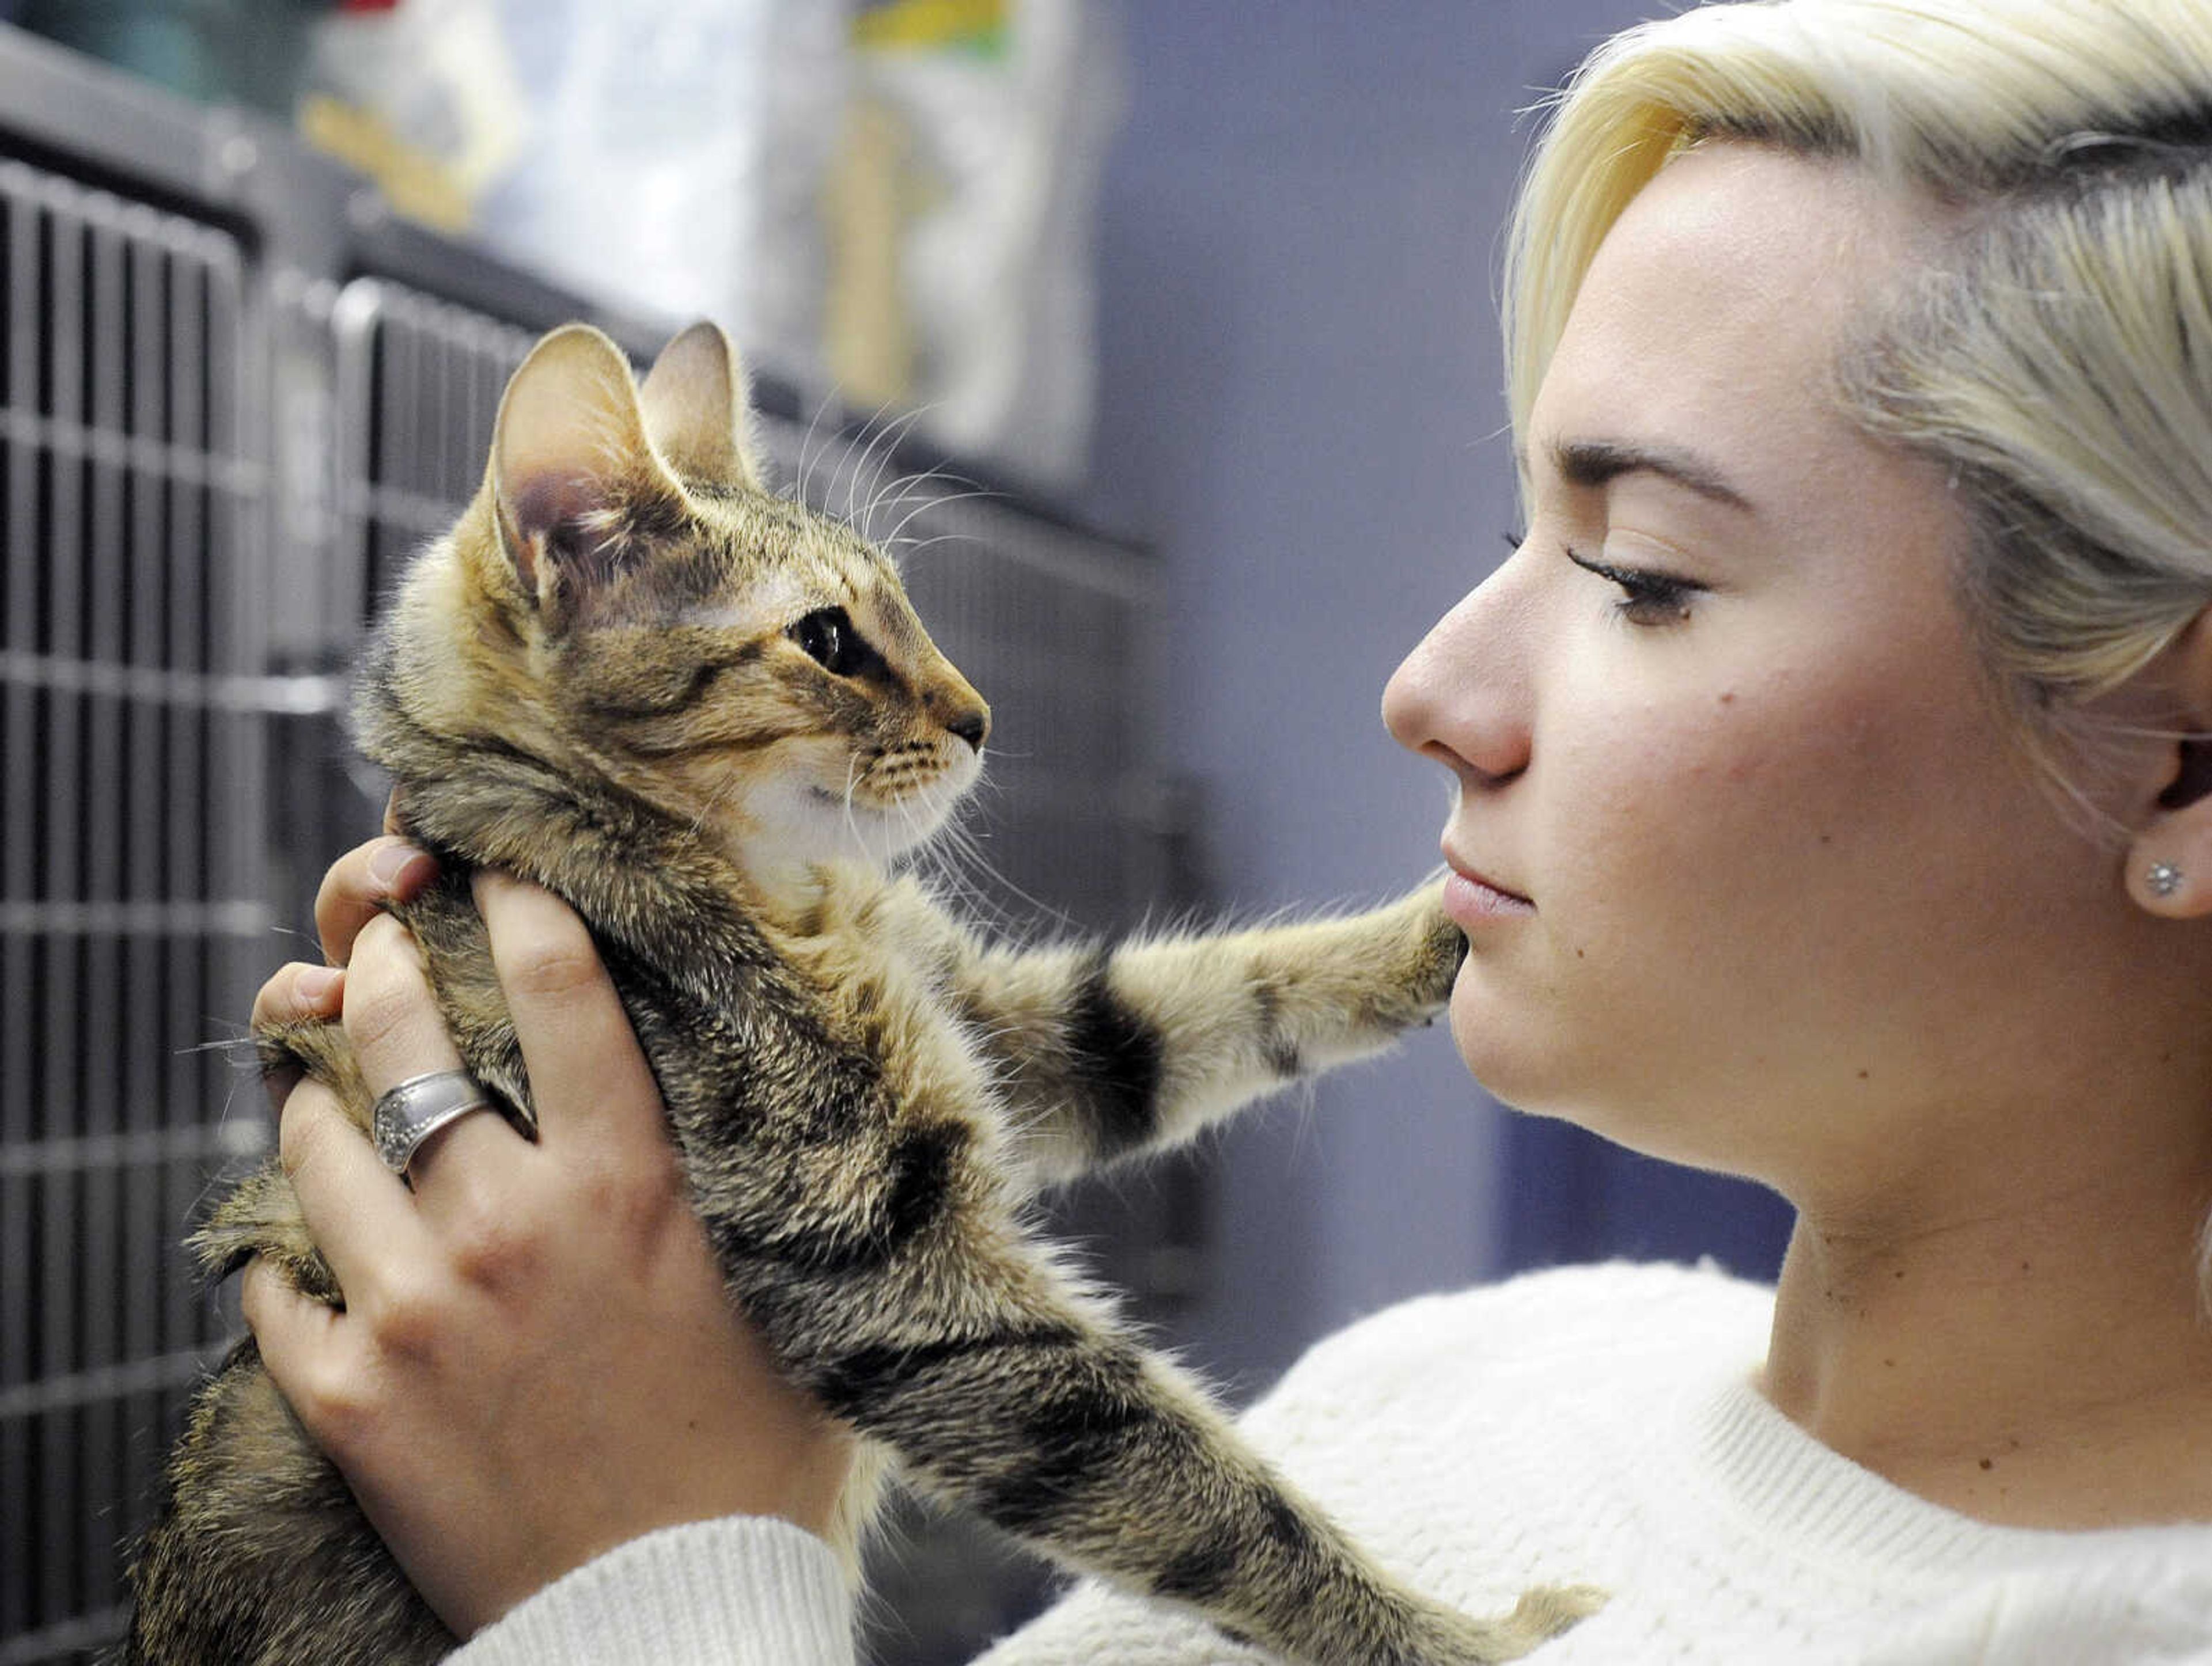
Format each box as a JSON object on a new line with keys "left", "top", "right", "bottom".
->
{"left": 787, "top": 745, "right": 982, "bottom": 864}
{"left": 802, "top": 770, "right": 969, "bottom": 816}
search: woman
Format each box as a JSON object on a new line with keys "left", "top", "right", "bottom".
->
{"left": 242, "top": 0, "right": 2212, "bottom": 1657}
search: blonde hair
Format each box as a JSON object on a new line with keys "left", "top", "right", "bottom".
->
{"left": 1505, "top": 0, "right": 2212, "bottom": 737}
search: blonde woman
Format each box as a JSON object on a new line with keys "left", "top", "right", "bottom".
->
{"left": 244, "top": 0, "right": 2212, "bottom": 1657}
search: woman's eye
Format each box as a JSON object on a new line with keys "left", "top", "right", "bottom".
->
{"left": 1565, "top": 548, "right": 1702, "bottom": 626}
{"left": 789, "top": 606, "right": 872, "bottom": 676}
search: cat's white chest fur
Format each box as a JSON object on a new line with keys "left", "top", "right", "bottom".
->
{"left": 766, "top": 863, "right": 1019, "bottom": 1156}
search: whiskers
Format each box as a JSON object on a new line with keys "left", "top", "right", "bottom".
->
{"left": 817, "top": 400, "right": 916, "bottom": 523}
{"left": 685, "top": 759, "right": 752, "bottom": 845}
{"left": 838, "top": 746, "right": 872, "bottom": 862}
{"left": 168, "top": 1018, "right": 283, "bottom": 1225}
{"left": 872, "top": 477, "right": 1002, "bottom": 567}
{"left": 789, "top": 394, "right": 981, "bottom": 544}
{"left": 791, "top": 397, "right": 1006, "bottom": 566}
{"left": 900, "top": 764, "right": 1080, "bottom": 946}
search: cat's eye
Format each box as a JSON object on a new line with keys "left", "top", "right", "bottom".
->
{"left": 789, "top": 606, "right": 876, "bottom": 678}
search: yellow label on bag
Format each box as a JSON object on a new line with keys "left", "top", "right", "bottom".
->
{"left": 853, "top": 0, "right": 1009, "bottom": 58}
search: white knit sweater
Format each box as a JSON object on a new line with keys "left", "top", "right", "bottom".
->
{"left": 452, "top": 1262, "right": 2212, "bottom": 1665}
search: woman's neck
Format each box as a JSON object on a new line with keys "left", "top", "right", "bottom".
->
{"left": 1763, "top": 1158, "right": 2212, "bottom": 1530}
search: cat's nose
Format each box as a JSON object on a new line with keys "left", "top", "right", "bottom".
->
{"left": 946, "top": 707, "right": 990, "bottom": 752}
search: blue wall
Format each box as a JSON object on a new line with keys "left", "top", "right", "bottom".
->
{"left": 1078, "top": 1, "right": 1792, "bottom": 1397}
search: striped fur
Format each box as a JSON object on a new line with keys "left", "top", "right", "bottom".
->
{"left": 122, "top": 324, "right": 1599, "bottom": 1666}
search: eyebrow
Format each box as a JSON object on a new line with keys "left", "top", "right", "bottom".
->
{"left": 1521, "top": 437, "right": 1759, "bottom": 515}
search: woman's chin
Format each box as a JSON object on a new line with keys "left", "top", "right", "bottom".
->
{"left": 1446, "top": 981, "right": 1617, "bottom": 1141}
{"left": 1446, "top": 984, "right": 1544, "bottom": 1113}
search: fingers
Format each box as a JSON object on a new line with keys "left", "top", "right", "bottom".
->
{"left": 240, "top": 1255, "right": 342, "bottom": 1396}
{"left": 241, "top": 1254, "right": 390, "bottom": 1489}
{"left": 473, "top": 871, "right": 668, "bottom": 1168}
{"left": 239, "top": 1259, "right": 332, "bottom": 1441}
{"left": 251, "top": 961, "right": 346, "bottom": 1115}
{"left": 314, "top": 836, "right": 438, "bottom": 967}
{"left": 262, "top": 822, "right": 435, "bottom": 1130}
{"left": 276, "top": 1074, "right": 421, "bottom": 1295}
{"left": 252, "top": 962, "right": 344, "bottom": 1032}
{"left": 342, "top": 912, "right": 520, "bottom": 1196}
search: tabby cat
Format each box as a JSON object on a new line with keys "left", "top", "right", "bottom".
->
{"left": 122, "top": 322, "right": 1598, "bottom": 1665}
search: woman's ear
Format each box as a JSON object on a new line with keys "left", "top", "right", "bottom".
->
{"left": 2126, "top": 608, "right": 2212, "bottom": 917}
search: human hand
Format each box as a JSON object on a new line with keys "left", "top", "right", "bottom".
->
{"left": 243, "top": 851, "right": 853, "bottom": 1637}
{"left": 248, "top": 808, "right": 438, "bottom": 1105}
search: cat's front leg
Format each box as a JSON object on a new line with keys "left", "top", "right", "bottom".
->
{"left": 948, "top": 879, "right": 1466, "bottom": 1186}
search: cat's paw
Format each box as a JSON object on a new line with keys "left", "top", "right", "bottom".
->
{"left": 191, "top": 1159, "right": 335, "bottom": 1298}
{"left": 1483, "top": 1582, "right": 1608, "bottom": 1659}
{"left": 1380, "top": 875, "right": 1470, "bottom": 1017}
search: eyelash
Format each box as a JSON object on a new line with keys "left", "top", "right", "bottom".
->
{"left": 1567, "top": 549, "right": 1701, "bottom": 625}
{"left": 1503, "top": 530, "right": 1700, "bottom": 627}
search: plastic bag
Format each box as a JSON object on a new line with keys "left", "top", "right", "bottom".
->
{"left": 830, "top": 0, "right": 1125, "bottom": 490}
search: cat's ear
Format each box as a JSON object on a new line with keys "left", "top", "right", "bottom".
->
{"left": 488, "top": 324, "right": 685, "bottom": 623}
{"left": 638, "top": 321, "right": 766, "bottom": 492}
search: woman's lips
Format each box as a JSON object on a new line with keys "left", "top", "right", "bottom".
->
{"left": 1441, "top": 852, "right": 1533, "bottom": 927}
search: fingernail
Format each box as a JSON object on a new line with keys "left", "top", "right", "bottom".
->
{"left": 368, "top": 840, "right": 431, "bottom": 893}
{"left": 295, "top": 965, "right": 342, "bottom": 1006}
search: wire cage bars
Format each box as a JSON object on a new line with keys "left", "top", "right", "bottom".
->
{"left": 0, "top": 157, "right": 268, "bottom": 1666}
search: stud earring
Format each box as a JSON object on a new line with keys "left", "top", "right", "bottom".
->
{"left": 2147, "top": 860, "right": 2184, "bottom": 899}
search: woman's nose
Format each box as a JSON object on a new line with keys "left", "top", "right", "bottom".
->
{"left": 1381, "top": 563, "right": 1534, "bottom": 788}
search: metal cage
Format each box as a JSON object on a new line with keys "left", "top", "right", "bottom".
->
{"left": 0, "top": 25, "right": 1176, "bottom": 1665}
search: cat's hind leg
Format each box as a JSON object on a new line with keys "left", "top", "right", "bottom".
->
{"left": 124, "top": 1015, "right": 457, "bottom": 1665}
{"left": 122, "top": 1340, "right": 448, "bottom": 1666}
{"left": 741, "top": 1221, "right": 1592, "bottom": 1666}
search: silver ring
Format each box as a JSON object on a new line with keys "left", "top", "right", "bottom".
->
{"left": 371, "top": 1069, "right": 493, "bottom": 1175}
